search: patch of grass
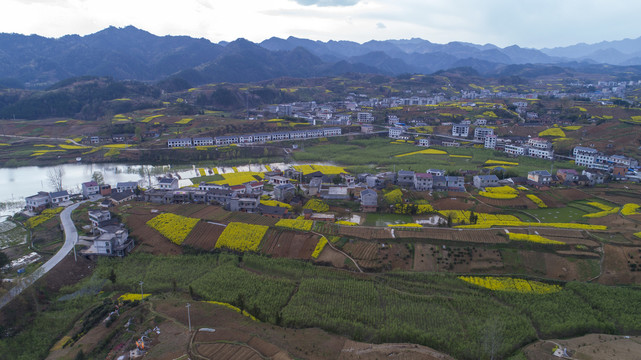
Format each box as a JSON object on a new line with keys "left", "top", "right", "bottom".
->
{"left": 364, "top": 213, "right": 414, "bottom": 226}
{"left": 524, "top": 206, "right": 589, "bottom": 223}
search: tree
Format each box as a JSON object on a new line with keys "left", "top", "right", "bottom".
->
{"left": 47, "top": 166, "right": 65, "bottom": 192}
{"left": 91, "top": 171, "right": 104, "bottom": 185}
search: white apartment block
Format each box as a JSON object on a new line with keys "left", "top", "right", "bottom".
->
{"left": 357, "top": 112, "right": 374, "bottom": 123}
{"left": 167, "top": 138, "right": 192, "bottom": 148}
{"left": 474, "top": 127, "right": 494, "bottom": 140}
{"left": 504, "top": 144, "right": 526, "bottom": 156}
{"left": 388, "top": 115, "right": 400, "bottom": 125}
{"left": 528, "top": 147, "right": 554, "bottom": 160}
{"left": 417, "top": 138, "right": 430, "bottom": 147}
{"left": 528, "top": 137, "right": 552, "bottom": 149}
{"left": 452, "top": 124, "right": 469, "bottom": 137}
{"left": 484, "top": 134, "right": 497, "bottom": 149}
{"left": 389, "top": 127, "right": 403, "bottom": 138}
{"left": 192, "top": 137, "right": 213, "bottom": 146}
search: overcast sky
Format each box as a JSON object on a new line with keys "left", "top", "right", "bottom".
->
{"left": 2, "top": 0, "right": 639, "bottom": 49}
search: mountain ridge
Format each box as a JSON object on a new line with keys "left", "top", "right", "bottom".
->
{"left": 1, "top": 26, "right": 641, "bottom": 88}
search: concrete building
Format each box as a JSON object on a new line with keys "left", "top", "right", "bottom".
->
{"left": 484, "top": 134, "right": 497, "bottom": 149}
{"left": 82, "top": 181, "right": 100, "bottom": 198}
{"left": 452, "top": 124, "right": 470, "bottom": 137}
{"left": 25, "top": 192, "right": 50, "bottom": 213}
{"left": 360, "top": 189, "right": 378, "bottom": 212}
{"left": 474, "top": 127, "right": 494, "bottom": 141}
{"left": 528, "top": 170, "right": 552, "bottom": 186}
{"left": 413, "top": 173, "right": 433, "bottom": 191}
{"left": 473, "top": 175, "right": 499, "bottom": 189}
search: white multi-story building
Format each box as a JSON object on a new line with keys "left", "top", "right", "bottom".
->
{"left": 573, "top": 146, "right": 598, "bottom": 157}
{"left": 167, "top": 138, "right": 192, "bottom": 148}
{"left": 192, "top": 137, "right": 214, "bottom": 146}
{"left": 504, "top": 144, "right": 526, "bottom": 156}
{"left": 323, "top": 128, "right": 342, "bottom": 136}
{"left": 528, "top": 137, "right": 552, "bottom": 150}
{"left": 452, "top": 124, "right": 469, "bottom": 137}
{"left": 215, "top": 136, "right": 239, "bottom": 145}
{"left": 417, "top": 138, "right": 430, "bottom": 147}
{"left": 474, "top": 127, "right": 494, "bottom": 141}
{"left": 528, "top": 147, "right": 554, "bottom": 160}
{"left": 357, "top": 112, "right": 374, "bottom": 123}
{"left": 484, "top": 134, "right": 497, "bottom": 149}
{"left": 389, "top": 127, "right": 403, "bottom": 138}
{"left": 388, "top": 115, "right": 400, "bottom": 125}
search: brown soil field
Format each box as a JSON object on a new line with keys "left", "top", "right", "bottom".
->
{"left": 476, "top": 195, "right": 530, "bottom": 208}
{"left": 533, "top": 193, "right": 565, "bottom": 208}
{"left": 505, "top": 250, "right": 599, "bottom": 281}
{"left": 550, "top": 188, "right": 592, "bottom": 202}
{"left": 432, "top": 198, "right": 474, "bottom": 211}
{"left": 396, "top": 228, "right": 508, "bottom": 244}
{"left": 524, "top": 334, "right": 641, "bottom": 360}
{"left": 225, "top": 211, "right": 279, "bottom": 226}
{"left": 125, "top": 211, "right": 182, "bottom": 255}
{"left": 182, "top": 221, "right": 225, "bottom": 250}
{"left": 315, "top": 245, "right": 349, "bottom": 268}
{"left": 599, "top": 244, "right": 641, "bottom": 285}
{"left": 339, "top": 226, "right": 393, "bottom": 239}
{"left": 260, "top": 229, "right": 319, "bottom": 259}
{"left": 413, "top": 244, "right": 503, "bottom": 272}
{"left": 190, "top": 205, "right": 230, "bottom": 221}
{"left": 343, "top": 241, "right": 379, "bottom": 260}
{"left": 151, "top": 299, "right": 452, "bottom": 360}
{"left": 194, "top": 343, "right": 263, "bottom": 360}
{"left": 339, "top": 340, "right": 455, "bottom": 360}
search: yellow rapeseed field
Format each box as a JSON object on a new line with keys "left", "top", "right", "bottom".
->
{"left": 215, "top": 222, "right": 268, "bottom": 252}
{"left": 458, "top": 276, "right": 562, "bottom": 294}
{"left": 146, "top": 213, "right": 199, "bottom": 245}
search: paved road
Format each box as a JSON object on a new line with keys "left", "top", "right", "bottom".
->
{"left": 0, "top": 201, "right": 85, "bottom": 310}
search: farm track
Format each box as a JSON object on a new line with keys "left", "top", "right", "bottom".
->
{"left": 312, "top": 230, "right": 363, "bottom": 272}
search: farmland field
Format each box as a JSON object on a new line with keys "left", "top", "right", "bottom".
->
{"left": 182, "top": 222, "right": 225, "bottom": 250}
{"left": 260, "top": 228, "right": 319, "bottom": 259}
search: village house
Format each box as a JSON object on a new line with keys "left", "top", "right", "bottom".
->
{"left": 413, "top": 173, "right": 433, "bottom": 191}
{"left": 228, "top": 194, "right": 260, "bottom": 212}
{"left": 528, "top": 170, "right": 552, "bottom": 186}
{"left": 582, "top": 169, "right": 607, "bottom": 185}
{"left": 25, "top": 192, "right": 51, "bottom": 213}
{"left": 396, "top": 170, "right": 415, "bottom": 187}
{"left": 116, "top": 182, "right": 138, "bottom": 193}
{"left": 157, "top": 177, "right": 179, "bottom": 190}
{"left": 110, "top": 190, "right": 135, "bottom": 204}
{"left": 473, "top": 175, "right": 499, "bottom": 189}
{"left": 82, "top": 181, "right": 100, "bottom": 198}
{"left": 274, "top": 183, "right": 296, "bottom": 202}
{"left": 360, "top": 189, "right": 378, "bottom": 212}
{"left": 100, "top": 184, "right": 112, "bottom": 196}
{"left": 82, "top": 211, "right": 134, "bottom": 257}
{"left": 556, "top": 169, "right": 579, "bottom": 184}
{"left": 50, "top": 190, "right": 70, "bottom": 206}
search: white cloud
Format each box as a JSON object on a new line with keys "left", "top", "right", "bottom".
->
{"left": 291, "top": 0, "right": 360, "bottom": 7}
{"left": 0, "top": 0, "right": 640, "bottom": 47}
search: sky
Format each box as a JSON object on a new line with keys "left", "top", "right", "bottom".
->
{"left": 2, "top": 0, "right": 640, "bottom": 49}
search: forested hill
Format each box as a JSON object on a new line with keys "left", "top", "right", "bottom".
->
{"left": 4, "top": 26, "right": 641, "bottom": 89}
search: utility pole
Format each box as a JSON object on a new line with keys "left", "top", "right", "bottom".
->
{"left": 139, "top": 280, "right": 144, "bottom": 303}
{"left": 186, "top": 303, "right": 192, "bottom": 332}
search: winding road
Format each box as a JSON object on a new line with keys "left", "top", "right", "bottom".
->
{"left": 0, "top": 201, "right": 85, "bottom": 310}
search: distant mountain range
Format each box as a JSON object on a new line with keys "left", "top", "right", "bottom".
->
{"left": 2, "top": 26, "right": 641, "bottom": 88}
